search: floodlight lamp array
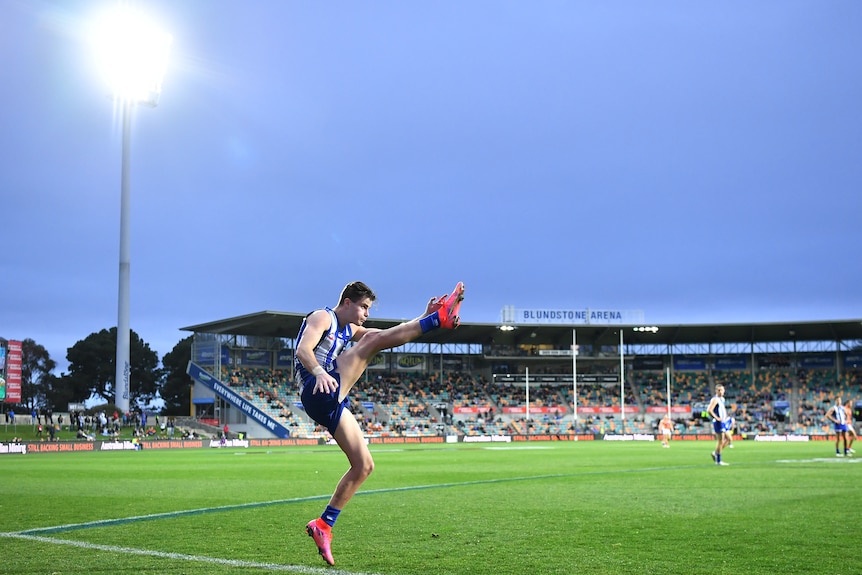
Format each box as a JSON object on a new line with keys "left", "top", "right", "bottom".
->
{"left": 92, "top": 6, "right": 172, "bottom": 106}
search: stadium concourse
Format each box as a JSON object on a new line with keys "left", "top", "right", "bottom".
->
{"left": 180, "top": 313, "right": 862, "bottom": 441}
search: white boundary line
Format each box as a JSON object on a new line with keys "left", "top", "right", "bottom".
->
{"left": 1, "top": 532, "right": 381, "bottom": 575}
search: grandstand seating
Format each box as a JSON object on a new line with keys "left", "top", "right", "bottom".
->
{"left": 208, "top": 364, "right": 861, "bottom": 439}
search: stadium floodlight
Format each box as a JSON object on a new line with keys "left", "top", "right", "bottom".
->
{"left": 633, "top": 326, "right": 659, "bottom": 333}
{"left": 91, "top": 6, "right": 171, "bottom": 414}
{"left": 92, "top": 6, "right": 172, "bottom": 106}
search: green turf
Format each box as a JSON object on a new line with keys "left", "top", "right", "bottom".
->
{"left": 0, "top": 440, "right": 858, "bottom": 575}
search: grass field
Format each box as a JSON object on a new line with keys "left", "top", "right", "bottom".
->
{"left": 1, "top": 439, "right": 859, "bottom": 575}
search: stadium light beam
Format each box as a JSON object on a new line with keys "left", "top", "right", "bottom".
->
{"left": 92, "top": 6, "right": 172, "bottom": 414}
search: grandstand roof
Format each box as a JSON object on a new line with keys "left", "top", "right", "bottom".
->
{"left": 181, "top": 313, "right": 862, "bottom": 349}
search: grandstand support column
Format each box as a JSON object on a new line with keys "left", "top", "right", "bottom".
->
{"left": 666, "top": 367, "right": 671, "bottom": 419}
{"left": 791, "top": 335, "right": 799, "bottom": 426}
{"left": 620, "top": 329, "right": 625, "bottom": 434}
{"left": 572, "top": 329, "right": 578, "bottom": 428}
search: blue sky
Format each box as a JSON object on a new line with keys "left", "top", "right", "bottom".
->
{"left": 2, "top": 1, "right": 860, "bottom": 373}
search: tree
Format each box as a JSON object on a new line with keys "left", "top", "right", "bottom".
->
{"left": 19, "top": 339, "right": 56, "bottom": 410}
{"left": 160, "top": 336, "right": 193, "bottom": 415}
{"left": 64, "top": 328, "right": 162, "bottom": 408}
{"left": 44, "top": 372, "right": 79, "bottom": 413}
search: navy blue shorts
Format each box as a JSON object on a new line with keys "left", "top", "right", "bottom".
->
{"left": 713, "top": 419, "right": 732, "bottom": 434}
{"left": 300, "top": 362, "right": 348, "bottom": 435}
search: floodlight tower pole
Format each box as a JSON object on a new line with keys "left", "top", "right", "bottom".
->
{"left": 115, "top": 98, "right": 133, "bottom": 414}
{"left": 93, "top": 6, "right": 171, "bottom": 415}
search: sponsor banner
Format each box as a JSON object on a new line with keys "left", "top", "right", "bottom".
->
{"left": 633, "top": 356, "right": 664, "bottom": 370}
{"left": 100, "top": 440, "right": 142, "bottom": 451}
{"left": 538, "top": 349, "right": 573, "bottom": 356}
{"left": 511, "top": 434, "right": 593, "bottom": 442}
{"left": 493, "top": 374, "right": 617, "bottom": 384}
{"left": 187, "top": 362, "right": 291, "bottom": 438}
{"left": 368, "top": 436, "right": 446, "bottom": 444}
{"left": 646, "top": 405, "right": 692, "bottom": 414}
{"left": 3, "top": 432, "right": 841, "bottom": 454}
{"left": 715, "top": 356, "right": 746, "bottom": 370}
{"left": 454, "top": 406, "right": 493, "bottom": 414}
{"left": 396, "top": 354, "right": 425, "bottom": 371}
{"left": 580, "top": 374, "right": 620, "bottom": 384}
{"left": 194, "top": 344, "right": 230, "bottom": 366}
{"left": 514, "top": 308, "right": 643, "bottom": 325}
{"left": 209, "top": 439, "right": 250, "bottom": 448}
{"left": 0, "top": 345, "right": 5, "bottom": 369}
{"left": 691, "top": 402, "right": 709, "bottom": 417}
{"left": 753, "top": 435, "right": 810, "bottom": 442}
{"left": 23, "top": 442, "right": 96, "bottom": 453}
{"left": 799, "top": 354, "right": 834, "bottom": 368}
{"left": 0, "top": 443, "right": 27, "bottom": 455}
{"left": 366, "top": 353, "right": 387, "bottom": 370}
{"left": 249, "top": 438, "right": 321, "bottom": 447}
{"left": 502, "top": 406, "right": 567, "bottom": 414}
{"left": 757, "top": 354, "right": 790, "bottom": 368}
{"left": 673, "top": 355, "right": 705, "bottom": 370}
{"left": 5, "top": 340, "right": 22, "bottom": 403}
{"left": 275, "top": 349, "right": 293, "bottom": 367}
{"left": 533, "top": 375, "right": 566, "bottom": 383}
{"left": 603, "top": 434, "right": 656, "bottom": 441}
{"left": 9, "top": 438, "right": 321, "bottom": 453}
{"left": 575, "top": 406, "right": 623, "bottom": 414}
{"left": 462, "top": 435, "right": 512, "bottom": 443}
{"left": 578, "top": 374, "right": 620, "bottom": 384}
{"left": 844, "top": 351, "right": 862, "bottom": 367}
{"left": 240, "top": 350, "right": 271, "bottom": 367}
{"left": 672, "top": 434, "right": 721, "bottom": 441}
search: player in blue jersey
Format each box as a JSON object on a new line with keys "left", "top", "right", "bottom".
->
{"left": 296, "top": 280, "right": 464, "bottom": 565}
{"left": 707, "top": 384, "right": 731, "bottom": 466}
{"left": 826, "top": 397, "right": 850, "bottom": 457}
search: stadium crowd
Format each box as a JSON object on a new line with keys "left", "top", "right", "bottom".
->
{"left": 220, "top": 365, "right": 861, "bottom": 439}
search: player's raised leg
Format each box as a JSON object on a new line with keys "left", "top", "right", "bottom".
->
{"left": 334, "top": 282, "right": 465, "bottom": 401}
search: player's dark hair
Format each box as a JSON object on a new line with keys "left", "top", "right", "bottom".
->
{"left": 339, "top": 281, "right": 376, "bottom": 306}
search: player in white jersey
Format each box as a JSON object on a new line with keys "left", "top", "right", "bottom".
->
{"left": 296, "top": 280, "right": 464, "bottom": 565}
{"left": 707, "top": 384, "right": 731, "bottom": 465}
{"left": 826, "top": 397, "right": 850, "bottom": 457}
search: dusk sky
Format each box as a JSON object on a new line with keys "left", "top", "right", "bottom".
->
{"left": 2, "top": 1, "right": 860, "bottom": 373}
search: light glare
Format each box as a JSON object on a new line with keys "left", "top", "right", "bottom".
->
{"left": 92, "top": 6, "right": 172, "bottom": 105}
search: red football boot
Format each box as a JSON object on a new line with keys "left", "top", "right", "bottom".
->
{"left": 306, "top": 518, "right": 334, "bottom": 565}
{"left": 436, "top": 281, "right": 465, "bottom": 329}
